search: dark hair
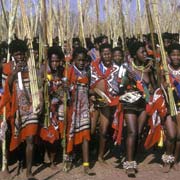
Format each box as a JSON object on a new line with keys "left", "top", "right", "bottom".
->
{"left": 99, "top": 43, "right": 112, "bottom": 53}
{"left": 167, "top": 43, "right": 180, "bottom": 55}
{"left": 72, "top": 47, "right": 88, "bottom": 59}
{"left": 9, "top": 39, "right": 28, "bottom": 54}
{"left": 72, "top": 37, "right": 81, "bottom": 44}
{"left": 94, "top": 37, "right": 101, "bottom": 44}
{"left": 128, "top": 41, "right": 145, "bottom": 57}
{"left": 112, "top": 47, "right": 123, "bottom": 55}
{"left": 162, "top": 32, "right": 172, "bottom": 40}
{"left": 47, "top": 46, "right": 64, "bottom": 60}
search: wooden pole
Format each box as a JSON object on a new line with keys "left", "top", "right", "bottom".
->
{"left": 48, "top": 0, "right": 53, "bottom": 46}
{"left": 1, "top": 0, "right": 18, "bottom": 172}
{"left": 152, "top": 0, "right": 177, "bottom": 117}
{"left": 77, "top": 0, "right": 86, "bottom": 48}
{"left": 145, "top": 0, "right": 160, "bottom": 86}
{"left": 0, "top": 0, "right": 8, "bottom": 29}
{"left": 136, "top": 0, "right": 143, "bottom": 40}
{"left": 95, "top": 0, "right": 100, "bottom": 35}
{"left": 1, "top": 107, "right": 7, "bottom": 171}
{"left": 118, "top": 0, "right": 126, "bottom": 50}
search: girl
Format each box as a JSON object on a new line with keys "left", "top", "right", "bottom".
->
{"left": 66, "top": 47, "right": 91, "bottom": 174}
{"left": 161, "top": 43, "right": 180, "bottom": 172}
{"left": 40, "top": 46, "right": 65, "bottom": 169}
{"left": 121, "top": 41, "right": 156, "bottom": 177}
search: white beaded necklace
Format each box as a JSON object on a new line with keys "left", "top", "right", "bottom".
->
{"left": 168, "top": 64, "right": 180, "bottom": 76}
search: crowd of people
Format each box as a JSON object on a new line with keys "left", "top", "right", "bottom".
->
{"left": 0, "top": 32, "right": 180, "bottom": 180}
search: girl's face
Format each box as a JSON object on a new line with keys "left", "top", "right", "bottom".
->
{"left": 50, "top": 54, "right": 61, "bottom": 71}
{"left": 13, "top": 51, "right": 27, "bottom": 68}
{"left": 169, "top": 49, "right": 180, "bottom": 67}
{"left": 101, "top": 48, "right": 112, "bottom": 67}
{"left": 135, "top": 47, "right": 147, "bottom": 64}
{"left": 113, "top": 50, "right": 123, "bottom": 65}
{"left": 74, "top": 53, "right": 86, "bottom": 71}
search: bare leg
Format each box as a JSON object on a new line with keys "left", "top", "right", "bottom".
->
{"left": 26, "top": 136, "right": 35, "bottom": 179}
{"left": 173, "top": 114, "right": 180, "bottom": 170}
{"left": 138, "top": 111, "right": 147, "bottom": 138}
{"left": 164, "top": 115, "right": 176, "bottom": 155}
{"left": 91, "top": 109, "right": 99, "bottom": 135}
{"left": 82, "top": 138, "right": 90, "bottom": 174}
{"left": 124, "top": 113, "right": 138, "bottom": 177}
{"left": 163, "top": 115, "right": 176, "bottom": 173}
{"left": 82, "top": 138, "right": 89, "bottom": 163}
{"left": 98, "top": 107, "right": 110, "bottom": 161}
{"left": 125, "top": 113, "right": 138, "bottom": 161}
{"left": 47, "top": 142, "right": 57, "bottom": 169}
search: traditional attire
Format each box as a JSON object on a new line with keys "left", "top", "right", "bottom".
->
{"left": 90, "top": 59, "right": 120, "bottom": 106}
{"left": 168, "top": 64, "right": 180, "bottom": 111}
{"left": 118, "top": 60, "right": 167, "bottom": 149}
{"left": 90, "top": 59, "right": 124, "bottom": 144}
{"left": 40, "top": 68, "right": 64, "bottom": 144}
{"left": 0, "top": 62, "right": 40, "bottom": 151}
{"left": 66, "top": 65, "right": 90, "bottom": 153}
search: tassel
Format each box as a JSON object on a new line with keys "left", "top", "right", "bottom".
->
{"left": 158, "top": 129, "right": 163, "bottom": 147}
{"left": 136, "top": 80, "right": 144, "bottom": 92}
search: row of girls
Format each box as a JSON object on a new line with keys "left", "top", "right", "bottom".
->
{"left": 0, "top": 33, "right": 180, "bottom": 179}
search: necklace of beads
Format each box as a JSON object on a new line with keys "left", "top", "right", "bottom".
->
{"left": 168, "top": 64, "right": 180, "bottom": 76}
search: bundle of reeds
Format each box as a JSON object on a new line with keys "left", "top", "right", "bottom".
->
{"left": 151, "top": 0, "right": 177, "bottom": 117}
{"left": 0, "top": 0, "right": 18, "bottom": 172}
{"left": 19, "top": 0, "right": 40, "bottom": 114}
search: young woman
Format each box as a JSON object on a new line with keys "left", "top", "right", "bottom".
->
{"left": 40, "top": 46, "right": 65, "bottom": 169}
{"left": 121, "top": 41, "right": 156, "bottom": 177}
{"left": 161, "top": 43, "right": 180, "bottom": 172}
{"left": 0, "top": 39, "right": 43, "bottom": 180}
{"left": 66, "top": 47, "right": 91, "bottom": 175}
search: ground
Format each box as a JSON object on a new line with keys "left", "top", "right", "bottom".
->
{"left": 1, "top": 147, "right": 180, "bottom": 180}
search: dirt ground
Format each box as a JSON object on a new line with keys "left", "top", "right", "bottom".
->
{"left": 1, "top": 147, "right": 180, "bottom": 180}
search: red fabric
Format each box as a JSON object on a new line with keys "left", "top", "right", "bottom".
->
{"left": 66, "top": 66, "right": 90, "bottom": 153}
{"left": 90, "top": 60, "right": 113, "bottom": 91}
{"left": 90, "top": 60, "right": 120, "bottom": 106}
{"left": 0, "top": 62, "right": 39, "bottom": 151}
{"left": 0, "top": 63, "right": 17, "bottom": 121}
{"left": 112, "top": 104, "right": 124, "bottom": 145}
{"left": 146, "top": 89, "right": 167, "bottom": 118}
{"left": 40, "top": 122, "right": 64, "bottom": 144}
{"left": 10, "top": 123, "right": 38, "bottom": 151}
{"left": 144, "top": 122, "right": 161, "bottom": 150}
{"left": 144, "top": 88, "right": 167, "bottom": 149}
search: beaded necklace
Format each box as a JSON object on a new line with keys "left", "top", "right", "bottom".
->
{"left": 168, "top": 64, "right": 180, "bottom": 76}
{"left": 132, "top": 60, "right": 145, "bottom": 81}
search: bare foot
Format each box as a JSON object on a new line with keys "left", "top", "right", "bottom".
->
{"left": 162, "top": 163, "right": 171, "bottom": 173}
{"left": 83, "top": 166, "right": 96, "bottom": 176}
{"left": 98, "top": 157, "right": 107, "bottom": 164}
{"left": 50, "top": 163, "right": 58, "bottom": 170}
{"left": 26, "top": 174, "right": 38, "bottom": 180}
{"left": 44, "top": 151, "right": 50, "bottom": 164}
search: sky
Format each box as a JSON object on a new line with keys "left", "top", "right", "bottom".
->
{"left": 70, "top": 0, "right": 138, "bottom": 21}
{"left": 0, "top": 0, "right": 141, "bottom": 21}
